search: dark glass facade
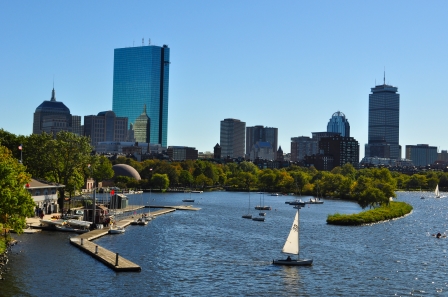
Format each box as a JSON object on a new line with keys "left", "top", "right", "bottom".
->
{"left": 112, "top": 45, "right": 170, "bottom": 147}
{"left": 366, "top": 83, "right": 401, "bottom": 159}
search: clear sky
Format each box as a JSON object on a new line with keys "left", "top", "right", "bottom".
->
{"left": 1, "top": 1, "right": 447, "bottom": 158}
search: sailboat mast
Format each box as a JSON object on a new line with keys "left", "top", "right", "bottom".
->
{"left": 297, "top": 207, "right": 300, "bottom": 260}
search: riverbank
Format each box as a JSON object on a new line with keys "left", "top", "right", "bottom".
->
{"left": 0, "top": 239, "right": 17, "bottom": 280}
{"left": 326, "top": 201, "right": 413, "bottom": 226}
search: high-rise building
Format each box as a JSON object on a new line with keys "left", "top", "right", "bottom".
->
{"left": 327, "top": 111, "right": 350, "bottom": 137}
{"left": 33, "top": 88, "right": 73, "bottom": 135}
{"left": 83, "top": 111, "right": 128, "bottom": 147}
{"left": 319, "top": 135, "right": 359, "bottom": 169}
{"left": 246, "top": 126, "right": 278, "bottom": 157}
{"left": 290, "top": 136, "right": 318, "bottom": 162}
{"left": 133, "top": 105, "right": 150, "bottom": 143}
{"left": 71, "top": 115, "right": 83, "bottom": 136}
{"left": 112, "top": 44, "right": 170, "bottom": 147}
{"left": 405, "top": 144, "right": 438, "bottom": 167}
{"left": 365, "top": 76, "right": 401, "bottom": 160}
{"left": 220, "top": 118, "right": 246, "bottom": 159}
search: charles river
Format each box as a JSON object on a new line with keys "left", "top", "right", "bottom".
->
{"left": 2, "top": 191, "right": 448, "bottom": 296}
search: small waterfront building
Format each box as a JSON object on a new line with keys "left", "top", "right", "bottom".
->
{"left": 26, "top": 179, "right": 65, "bottom": 215}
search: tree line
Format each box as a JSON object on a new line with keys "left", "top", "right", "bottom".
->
{"left": 1, "top": 128, "right": 447, "bottom": 233}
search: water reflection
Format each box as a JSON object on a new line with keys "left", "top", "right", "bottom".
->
{"left": 3, "top": 191, "right": 448, "bottom": 296}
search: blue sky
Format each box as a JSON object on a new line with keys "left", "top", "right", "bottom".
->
{"left": 1, "top": 1, "right": 447, "bottom": 157}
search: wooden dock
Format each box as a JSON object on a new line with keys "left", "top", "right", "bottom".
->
{"left": 146, "top": 205, "right": 201, "bottom": 211}
{"left": 70, "top": 237, "right": 141, "bottom": 272}
{"left": 69, "top": 208, "right": 181, "bottom": 272}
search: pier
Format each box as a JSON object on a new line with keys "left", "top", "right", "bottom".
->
{"left": 68, "top": 206, "right": 198, "bottom": 272}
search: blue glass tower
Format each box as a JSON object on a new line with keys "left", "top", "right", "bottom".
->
{"left": 112, "top": 44, "right": 170, "bottom": 147}
{"left": 327, "top": 111, "right": 350, "bottom": 137}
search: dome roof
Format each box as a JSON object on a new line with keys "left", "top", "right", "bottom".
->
{"left": 35, "top": 100, "right": 70, "bottom": 113}
{"left": 112, "top": 164, "right": 141, "bottom": 180}
{"left": 332, "top": 111, "right": 346, "bottom": 118}
{"left": 35, "top": 88, "right": 70, "bottom": 114}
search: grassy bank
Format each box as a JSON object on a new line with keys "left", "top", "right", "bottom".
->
{"left": 0, "top": 238, "right": 5, "bottom": 254}
{"left": 327, "top": 201, "right": 413, "bottom": 226}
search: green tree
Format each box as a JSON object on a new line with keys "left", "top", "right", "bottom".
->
{"left": 195, "top": 173, "right": 213, "bottom": 190}
{"left": 239, "top": 161, "right": 259, "bottom": 175}
{"left": 179, "top": 170, "right": 194, "bottom": 187}
{"left": 151, "top": 173, "right": 169, "bottom": 190}
{"left": 22, "top": 132, "right": 53, "bottom": 178}
{"left": 258, "top": 169, "right": 276, "bottom": 191}
{"left": 45, "top": 132, "right": 92, "bottom": 211}
{"left": 90, "top": 155, "right": 114, "bottom": 187}
{"left": 0, "top": 146, "right": 35, "bottom": 234}
{"left": 290, "top": 171, "right": 310, "bottom": 195}
{"left": 238, "top": 172, "right": 257, "bottom": 190}
{"left": 203, "top": 163, "right": 219, "bottom": 184}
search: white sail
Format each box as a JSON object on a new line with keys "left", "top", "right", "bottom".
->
{"left": 435, "top": 185, "right": 440, "bottom": 197}
{"left": 282, "top": 210, "right": 299, "bottom": 255}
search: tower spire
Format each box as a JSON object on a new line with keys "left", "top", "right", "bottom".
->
{"left": 51, "top": 86, "right": 56, "bottom": 101}
{"left": 383, "top": 68, "right": 385, "bottom": 85}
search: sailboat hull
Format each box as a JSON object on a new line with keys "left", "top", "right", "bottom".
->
{"left": 272, "top": 259, "right": 313, "bottom": 266}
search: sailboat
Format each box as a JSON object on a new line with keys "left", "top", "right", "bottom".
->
{"left": 435, "top": 184, "right": 441, "bottom": 198}
{"left": 242, "top": 190, "right": 252, "bottom": 219}
{"left": 255, "top": 192, "right": 271, "bottom": 211}
{"left": 182, "top": 189, "right": 195, "bottom": 202}
{"left": 273, "top": 202, "right": 313, "bottom": 266}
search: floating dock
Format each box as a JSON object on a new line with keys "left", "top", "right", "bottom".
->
{"left": 69, "top": 206, "right": 196, "bottom": 272}
{"left": 70, "top": 237, "right": 141, "bottom": 272}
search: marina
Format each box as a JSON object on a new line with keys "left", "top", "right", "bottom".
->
{"left": 4, "top": 191, "right": 448, "bottom": 296}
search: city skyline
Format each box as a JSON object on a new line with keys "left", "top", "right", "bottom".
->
{"left": 1, "top": 2, "right": 448, "bottom": 156}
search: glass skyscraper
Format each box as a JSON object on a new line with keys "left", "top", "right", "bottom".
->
{"left": 365, "top": 79, "right": 401, "bottom": 160}
{"left": 112, "top": 44, "right": 170, "bottom": 147}
{"left": 327, "top": 111, "right": 350, "bottom": 137}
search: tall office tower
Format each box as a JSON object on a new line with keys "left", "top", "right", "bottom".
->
{"left": 246, "top": 125, "right": 278, "bottom": 157}
{"left": 290, "top": 136, "right": 318, "bottom": 162}
{"left": 214, "top": 143, "right": 222, "bottom": 159}
{"left": 133, "top": 105, "right": 150, "bottom": 143}
{"left": 220, "top": 118, "right": 246, "bottom": 159}
{"left": 327, "top": 111, "right": 350, "bottom": 137}
{"left": 83, "top": 111, "right": 128, "bottom": 147}
{"left": 33, "top": 88, "right": 72, "bottom": 135}
{"left": 319, "top": 135, "right": 360, "bottom": 169}
{"left": 71, "top": 115, "right": 83, "bottom": 136}
{"left": 405, "top": 144, "right": 438, "bottom": 167}
{"left": 112, "top": 44, "right": 170, "bottom": 147}
{"left": 365, "top": 76, "right": 401, "bottom": 160}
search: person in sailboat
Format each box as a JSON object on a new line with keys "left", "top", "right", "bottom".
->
{"left": 286, "top": 256, "right": 291, "bottom": 261}
{"left": 436, "top": 232, "right": 442, "bottom": 238}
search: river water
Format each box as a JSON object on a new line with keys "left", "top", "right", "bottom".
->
{"left": 1, "top": 191, "right": 448, "bottom": 296}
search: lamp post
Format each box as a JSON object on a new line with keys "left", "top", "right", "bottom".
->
{"left": 89, "top": 164, "right": 96, "bottom": 228}
{"left": 18, "top": 144, "right": 23, "bottom": 163}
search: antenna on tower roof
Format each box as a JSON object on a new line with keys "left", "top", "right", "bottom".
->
{"left": 148, "top": 38, "right": 151, "bottom": 45}
{"left": 383, "top": 67, "right": 386, "bottom": 85}
{"left": 142, "top": 38, "right": 144, "bottom": 46}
